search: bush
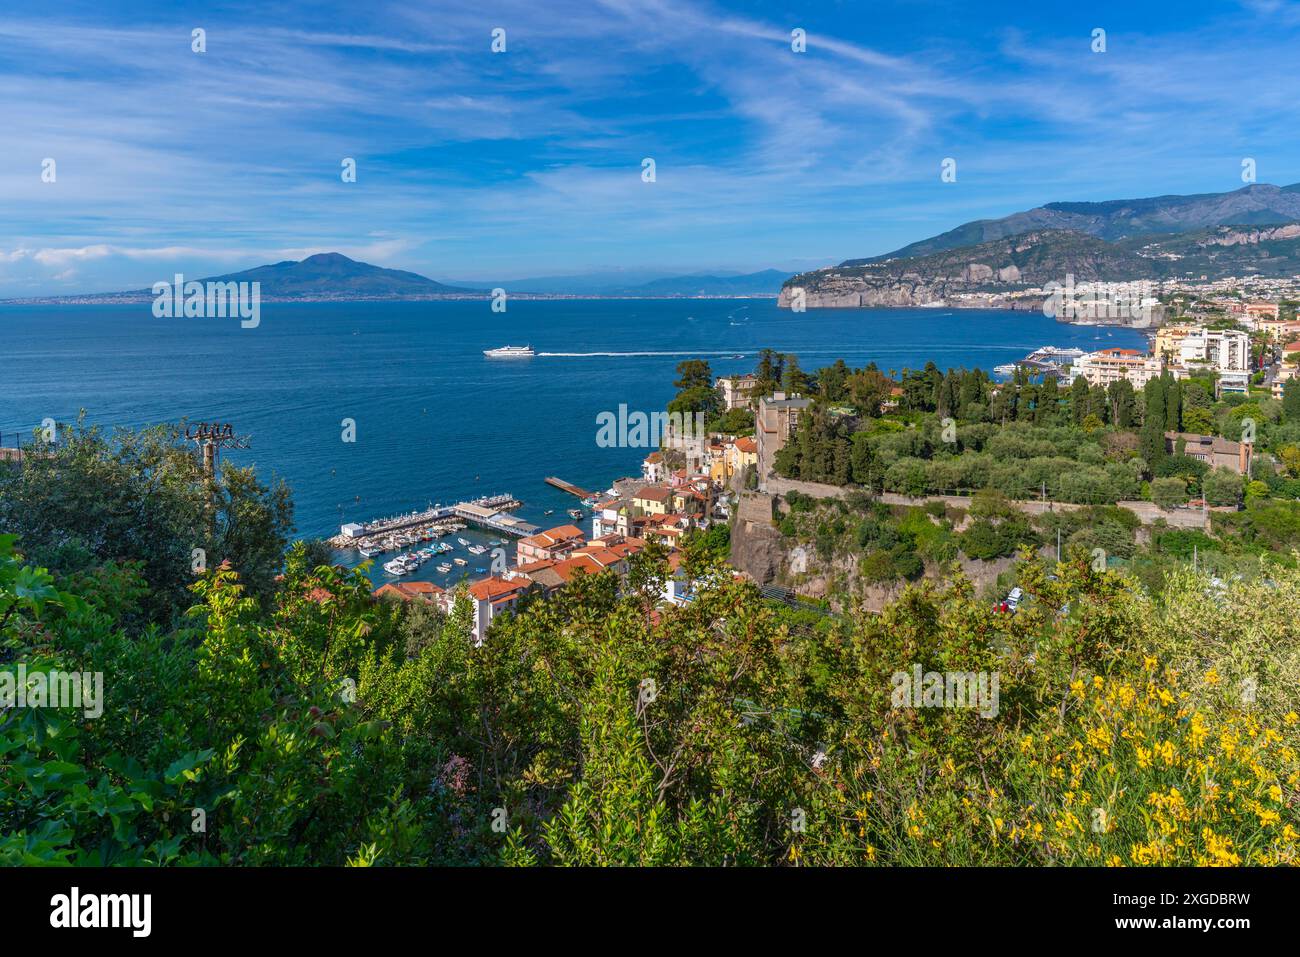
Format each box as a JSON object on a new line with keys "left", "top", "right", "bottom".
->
{"left": 1150, "top": 477, "right": 1188, "bottom": 511}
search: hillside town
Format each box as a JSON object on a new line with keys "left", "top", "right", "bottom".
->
{"left": 367, "top": 289, "right": 1300, "bottom": 641}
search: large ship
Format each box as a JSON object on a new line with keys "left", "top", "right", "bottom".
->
{"left": 483, "top": 344, "right": 535, "bottom": 358}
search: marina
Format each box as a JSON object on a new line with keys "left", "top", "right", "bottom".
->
{"left": 330, "top": 492, "right": 540, "bottom": 554}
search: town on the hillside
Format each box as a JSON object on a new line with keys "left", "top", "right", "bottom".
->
{"left": 365, "top": 287, "right": 1300, "bottom": 638}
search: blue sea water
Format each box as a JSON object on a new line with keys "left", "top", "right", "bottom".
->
{"left": 0, "top": 299, "right": 1145, "bottom": 586}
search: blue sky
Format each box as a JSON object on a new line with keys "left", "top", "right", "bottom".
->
{"left": 3, "top": 0, "right": 1300, "bottom": 296}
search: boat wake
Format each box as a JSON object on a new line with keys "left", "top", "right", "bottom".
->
{"left": 536, "top": 350, "right": 750, "bottom": 358}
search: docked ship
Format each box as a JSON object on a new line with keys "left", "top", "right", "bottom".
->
{"left": 483, "top": 344, "right": 535, "bottom": 358}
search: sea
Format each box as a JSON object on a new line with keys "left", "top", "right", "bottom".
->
{"left": 0, "top": 299, "right": 1146, "bottom": 587}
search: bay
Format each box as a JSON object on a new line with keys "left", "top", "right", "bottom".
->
{"left": 0, "top": 299, "right": 1146, "bottom": 586}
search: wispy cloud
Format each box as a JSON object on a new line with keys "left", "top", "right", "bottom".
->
{"left": 2, "top": 0, "right": 1299, "bottom": 294}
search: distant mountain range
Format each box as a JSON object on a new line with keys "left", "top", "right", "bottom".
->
{"left": 781, "top": 183, "right": 1300, "bottom": 309}
{"left": 9, "top": 254, "right": 788, "bottom": 303}
{"left": 486, "top": 269, "right": 787, "bottom": 297}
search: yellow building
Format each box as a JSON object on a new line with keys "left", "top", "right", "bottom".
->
{"left": 1153, "top": 324, "right": 1198, "bottom": 363}
{"left": 632, "top": 485, "right": 671, "bottom": 516}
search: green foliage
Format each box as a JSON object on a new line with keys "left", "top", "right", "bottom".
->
{"left": 0, "top": 418, "right": 292, "bottom": 622}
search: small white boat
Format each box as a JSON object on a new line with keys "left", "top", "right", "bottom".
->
{"left": 457, "top": 538, "right": 470, "bottom": 547}
{"left": 383, "top": 559, "right": 412, "bottom": 576}
{"left": 359, "top": 545, "right": 381, "bottom": 558}
{"left": 453, "top": 557, "right": 468, "bottom": 566}
{"left": 436, "top": 563, "right": 452, "bottom": 573}
{"left": 468, "top": 545, "right": 487, "bottom": 555}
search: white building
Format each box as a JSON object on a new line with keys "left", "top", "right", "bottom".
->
{"left": 1071, "top": 349, "right": 1166, "bottom": 390}
{"left": 716, "top": 374, "right": 759, "bottom": 411}
{"left": 1178, "top": 328, "right": 1249, "bottom": 374}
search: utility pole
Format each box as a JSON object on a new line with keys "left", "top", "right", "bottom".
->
{"left": 185, "top": 421, "right": 251, "bottom": 534}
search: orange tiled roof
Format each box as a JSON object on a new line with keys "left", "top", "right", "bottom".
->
{"left": 634, "top": 486, "right": 672, "bottom": 503}
{"left": 468, "top": 577, "right": 528, "bottom": 601}
{"left": 551, "top": 555, "right": 605, "bottom": 581}
{"left": 519, "top": 524, "right": 585, "bottom": 548}
{"left": 373, "top": 581, "right": 444, "bottom": 602}
{"left": 514, "top": 559, "right": 558, "bottom": 574}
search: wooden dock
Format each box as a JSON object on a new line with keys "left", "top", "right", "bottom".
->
{"left": 545, "top": 477, "right": 597, "bottom": 499}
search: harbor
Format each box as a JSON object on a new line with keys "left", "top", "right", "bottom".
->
{"left": 329, "top": 493, "right": 538, "bottom": 548}
{"left": 993, "top": 346, "right": 1086, "bottom": 378}
{"left": 327, "top": 493, "right": 543, "bottom": 581}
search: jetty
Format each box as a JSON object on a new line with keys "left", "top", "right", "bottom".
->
{"left": 334, "top": 493, "right": 539, "bottom": 547}
{"left": 545, "top": 476, "right": 597, "bottom": 499}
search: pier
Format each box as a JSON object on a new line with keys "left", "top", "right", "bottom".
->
{"left": 545, "top": 476, "right": 597, "bottom": 499}
{"left": 337, "top": 493, "right": 538, "bottom": 543}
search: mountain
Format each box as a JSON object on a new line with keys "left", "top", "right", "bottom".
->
{"left": 480, "top": 268, "right": 787, "bottom": 297}
{"left": 779, "top": 221, "right": 1300, "bottom": 310}
{"left": 620, "top": 269, "right": 786, "bottom": 297}
{"left": 199, "top": 253, "right": 478, "bottom": 298}
{"left": 852, "top": 183, "right": 1300, "bottom": 264}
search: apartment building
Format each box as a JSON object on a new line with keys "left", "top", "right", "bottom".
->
{"left": 515, "top": 523, "right": 586, "bottom": 566}
{"left": 1071, "top": 348, "right": 1166, "bottom": 390}
{"left": 436, "top": 576, "right": 533, "bottom": 645}
{"left": 755, "top": 391, "right": 811, "bottom": 486}
{"left": 716, "top": 374, "right": 760, "bottom": 410}
{"left": 1178, "top": 328, "right": 1250, "bottom": 373}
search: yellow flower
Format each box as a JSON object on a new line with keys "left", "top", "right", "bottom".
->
{"left": 1204, "top": 667, "right": 1220, "bottom": 686}
{"left": 1284, "top": 712, "right": 1298, "bottom": 727}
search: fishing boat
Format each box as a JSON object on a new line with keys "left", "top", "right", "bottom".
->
{"left": 483, "top": 344, "right": 535, "bottom": 358}
{"left": 358, "top": 545, "right": 382, "bottom": 559}
{"left": 567, "top": 508, "right": 584, "bottom": 520}
{"left": 383, "top": 559, "right": 412, "bottom": 576}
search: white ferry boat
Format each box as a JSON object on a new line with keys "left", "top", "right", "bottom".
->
{"left": 483, "top": 345, "right": 535, "bottom": 358}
